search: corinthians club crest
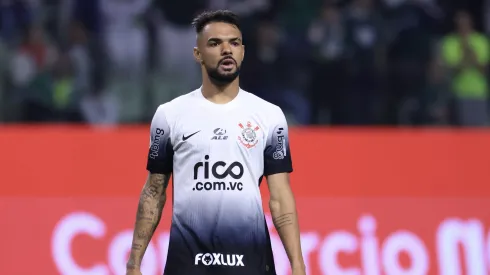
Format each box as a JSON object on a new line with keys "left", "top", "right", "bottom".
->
{"left": 238, "top": 121, "right": 260, "bottom": 148}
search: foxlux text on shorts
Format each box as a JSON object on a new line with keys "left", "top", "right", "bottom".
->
{"left": 194, "top": 253, "right": 245, "bottom": 266}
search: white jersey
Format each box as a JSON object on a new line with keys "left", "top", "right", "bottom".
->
{"left": 146, "top": 88, "right": 293, "bottom": 275}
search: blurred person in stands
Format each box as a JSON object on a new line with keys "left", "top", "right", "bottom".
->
{"left": 10, "top": 23, "right": 58, "bottom": 121}
{"left": 24, "top": 50, "right": 83, "bottom": 122}
{"left": 154, "top": 0, "right": 206, "bottom": 92}
{"left": 126, "top": 10, "right": 305, "bottom": 275}
{"left": 0, "top": 38, "right": 7, "bottom": 121}
{"left": 101, "top": 0, "right": 150, "bottom": 76}
{"left": 307, "top": 2, "right": 348, "bottom": 124}
{"left": 49, "top": 50, "right": 83, "bottom": 122}
{"left": 10, "top": 23, "right": 57, "bottom": 88}
{"left": 424, "top": 53, "right": 450, "bottom": 125}
{"left": 208, "top": 0, "right": 282, "bottom": 41}
{"left": 0, "top": 0, "right": 33, "bottom": 42}
{"left": 441, "top": 10, "right": 489, "bottom": 126}
{"left": 344, "top": 0, "right": 385, "bottom": 125}
{"left": 80, "top": 72, "right": 119, "bottom": 125}
{"left": 68, "top": 21, "right": 91, "bottom": 97}
{"left": 240, "top": 20, "right": 310, "bottom": 125}
{"left": 208, "top": 0, "right": 276, "bottom": 19}
{"left": 383, "top": 0, "right": 443, "bottom": 124}
{"left": 70, "top": 20, "right": 119, "bottom": 126}
{"left": 100, "top": 0, "right": 151, "bottom": 122}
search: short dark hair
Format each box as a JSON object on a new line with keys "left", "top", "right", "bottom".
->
{"left": 191, "top": 10, "right": 240, "bottom": 34}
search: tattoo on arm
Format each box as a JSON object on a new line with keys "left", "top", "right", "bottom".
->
{"left": 132, "top": 244, "right": 143, "bottom": 251}
{"left": 127, "top": 173, "right": 170, "bottom": 268}
{"left": 142, "top": 173, "right": 168, "bottom": 198}
{"left": 273, "top": 213, "right": 294, "bottom": 230}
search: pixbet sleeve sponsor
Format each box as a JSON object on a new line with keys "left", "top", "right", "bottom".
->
{"left": 147, "top": 105, "right": 174, "bottom": 174}
{"left": 263, "top": 108, "right": 293, "bottom": 176}
{"left": 51, "top": 212, "right": 490, "bottom": 275}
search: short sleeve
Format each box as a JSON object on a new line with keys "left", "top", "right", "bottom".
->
{"left": 146, "top": 105, "right": 174, "bottom": 174}
{"left": 263, "top": 107, "right": 293, "bottom": 176}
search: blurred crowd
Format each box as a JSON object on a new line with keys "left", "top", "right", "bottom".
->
{"left": 0, "top": 0, "right": 489, "bottom": 126}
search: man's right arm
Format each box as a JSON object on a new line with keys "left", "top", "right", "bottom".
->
{"left": 127, "top": 105, "right": 174, "bottom": 273}
{"left": 126, "top": 172, "right": 170, "bottom": 271}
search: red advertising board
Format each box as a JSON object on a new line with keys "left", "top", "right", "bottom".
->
{"left": 1, "top": 126, "right": 490, "bottom": 274}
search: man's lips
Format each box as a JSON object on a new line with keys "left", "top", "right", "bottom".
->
{"left": 220, "top": 57, "right": 236, "bottom": 66}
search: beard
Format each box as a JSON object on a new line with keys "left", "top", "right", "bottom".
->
{"left": 205, "top": 62, "right": 241, "bottom": 85}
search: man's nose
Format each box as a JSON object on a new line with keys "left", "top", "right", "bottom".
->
{"left": 221, "top": 43, "right": 232, "bottom": 55}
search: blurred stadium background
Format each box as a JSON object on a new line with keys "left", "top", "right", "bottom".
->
{"left": 1, "top": 0, "right": 490, "bottom": 274}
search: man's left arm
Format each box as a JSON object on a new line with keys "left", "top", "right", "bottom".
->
{"left": 267, "top": 173, "right": 305, "bottom": 273}
{"left": 263, "top": 107, "right": 305, "bottom": 274}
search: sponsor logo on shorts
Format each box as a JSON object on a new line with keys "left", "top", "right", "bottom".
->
{"left": 194, "top": 253, "right": 245, "bottom": 266}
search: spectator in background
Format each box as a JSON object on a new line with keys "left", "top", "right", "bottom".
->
{"left": 384, "top": 0, "right": 442, "bottom": 124}
{"left": 424, "top": 53, "right": 450, "bottom": 125}
{"left": 307, "top": 3, "right": 347, "bottom": 124}
{"left": 279, "top": 0, "right": 324, "bottom": 34}
{"left": 441, "top": 10, "right": 489, "bottom": 126}
{"left": 15, "top": 23, "right": 58, "bottom": 78}
{"left": 0, "top": 0, "right": 33, "bottom": 43}
{"left": 100, "top": 0, "right": 151, "bottom": 123}
{"left": 72, "top": 0, "right": 101, "bottom": 35}
{"left": 344, "top": 0, "right": 385, "bottom": 125}
{"left": 154, "top": 0, "right": 206, "bottom": 92}
{"left": 208, "top": 0, "right": 281, "bottom": 42}
{"left": 241, "top": 20, "right": 310, "bottom": 124}
{"left": 50, "top": 51, "right": 83, "bottom": 122}
{"left": 81, "top": 73, "right": 119, "bottom": 125}
{"left": 21, "top": 49, "right": 82, "bottom": 122}
{"left": 208, "top": 0, "right": 273, "bottom": 17}
{"left": 10, "top": 23, "right": 58, "bottom": 121}
{"left": 68, "top": 21, "right": 91, "bottom": 96}
{"left": 70, "top": 0, "right": 106, "bottom": 94}
{"left": 101, "top": 0, "right": 150, "bottom": 76}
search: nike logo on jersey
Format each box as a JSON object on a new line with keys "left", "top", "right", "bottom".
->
{"left": 183, "top": 131, "right": 200, "bottom": 141}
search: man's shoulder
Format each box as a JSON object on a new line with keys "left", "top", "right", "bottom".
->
{"left": 241, "top": 90, "right": 283, "bottom": 116}
{"left": 155, "top": 89, "right": 200, "bottom": 117}
{"left": 240, "top": 91, "right": 284, "bottom": 120}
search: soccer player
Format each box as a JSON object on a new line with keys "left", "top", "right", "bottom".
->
{"left": 126, "top": 10, "right": 306, "bottom": 275}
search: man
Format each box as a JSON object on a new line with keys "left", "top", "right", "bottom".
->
{"left": 441, "top": 10, "right": 489, "bottom": 126}
{"left": 126, "top": 10, "right": 306, "bottom": 275}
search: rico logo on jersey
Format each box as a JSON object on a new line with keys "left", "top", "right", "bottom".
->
{"left": 192, "top": 155, "right": 244, "bottom": 191}
{"left": 194, "top": 253, "right": 245, "bottom": 267}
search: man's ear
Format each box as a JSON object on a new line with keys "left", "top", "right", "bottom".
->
{"left": 241, "top": 45, "right": 245, "bottom": 62}
{"left": 193, "top": 47, "right": 203, "bottom": 64}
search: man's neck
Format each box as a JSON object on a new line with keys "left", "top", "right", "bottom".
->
{"left": 201, "top": 78, "right": 240, "bottom": 104}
